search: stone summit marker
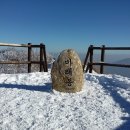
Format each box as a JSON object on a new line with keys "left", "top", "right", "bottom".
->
{"left": 51, "top": 49, "right": 84, "bottom": 93}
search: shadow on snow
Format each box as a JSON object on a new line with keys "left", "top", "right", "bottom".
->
{"left": 88, "top": 75, "right": 130, "bottom": 130}
{"left": 0, "top": 83, "right": 52, "bottom": 93}
{"left": 87, "top": 75, "right": 130, "bottom": 130}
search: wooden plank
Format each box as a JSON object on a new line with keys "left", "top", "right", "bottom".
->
{"left": 31, "top": 61, "right": 44, "bottom": 64}
{"left": 0, "top": 43, "right": 40, "bottom": 48}
{"left": 92, "top": 46, "right": 130, "bottom": 50}
{"left": 89, "top": 45, "right": 93, "bottom": 73}
{"left": 43, "top": 44, "right": 48, "bottom": 72}
{"left": 104, "top": 47, "right": 130, "bottom": 50}
{"left": 0, "top": 43, "right": 48, "bottom": 73}
{"left": 92, "top": 62, "right": 130, "bottom": 68}
{"left": 0, "top": 61, "right": 30, "bottom": 64}
{"left": 92, "top": 47, "right": 102, "bottom": 49}
{"left": 100, "top": 45, "right": 105, "bottom": 74}
{"left": 40, "top": 43, "right": 44, "bottom": 72}
{"left": 0, "top": 43, "right": 29, "bottom": 47}
{"left": 31, "top": 45, "right": 41, "bottom": 47}
{"left": 28, "top": 43, "right": 32, "bottom": 73}
{"left": 85, "top": 63, "right": 90, "bottom": 73}
{"left": 0, "top": 61, "right": 45, "bottom": 64}
{"left": 83, "top": 47, "right": 90, "bottom": 72}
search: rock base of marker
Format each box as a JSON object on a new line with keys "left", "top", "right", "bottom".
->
{"left": 51, "top": 49, "right": 84, "bottom": 93}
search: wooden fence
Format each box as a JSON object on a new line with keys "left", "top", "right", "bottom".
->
{"left": 0, "top": 43, "right": 48, "bottom": 73}
{"left": 83, "top": 45, "right": 130, "bottom": 73}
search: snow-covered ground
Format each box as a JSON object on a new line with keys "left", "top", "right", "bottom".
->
{"left": 0, "top": 70, "right": 130, "bottom": 130}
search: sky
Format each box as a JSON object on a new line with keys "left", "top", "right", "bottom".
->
{"left": 0, "top": 0, "right": 130, "bottom": 53}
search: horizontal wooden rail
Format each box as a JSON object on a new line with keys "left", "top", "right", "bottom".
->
{"left": 0, "top": 43, "right": 45, "bottom": 48}
{"left": 0, "top": 61, "right": 45, "bottom": 64}
{"left": 32, "top": 45, "right": 45, "bottom": 48}
{"left": 0, "top": 61, "right": 30, "bottom": 64}
{"left": 0, "top": 43, "right": 48, "bottom": 73}
{"left": 83, "top": 45, "right": 130, "bottom": 74}
{"left": 0, "top": 43, "right": 29, "bottom": 47}
{"left": 92, "top": 47, "right": 130, "bottom": 50}
{"left": 92, "top": 62, "right": 130, "bottom": 68}
{"left": 104, "top": 47, "right": 130, "bottom": 50}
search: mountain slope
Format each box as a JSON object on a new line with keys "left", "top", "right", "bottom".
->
{"left": 105, "top": 58, "right": 130, "bottom": 78}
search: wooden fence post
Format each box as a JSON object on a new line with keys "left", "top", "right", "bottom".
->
{"left": 28, "top": 43, "right": 32, "bottom": 73}
{"left": 83, "top": 47, "right": 90, "bottom": 72}
{"left": 40, "top": 43, "right": 44, "bottom": 72}
{"left": 43, "top": 44, "right": 48, "bottom": 72}
{"left": 89, "top": 45, "right": 93, "bottom": 73}
{"left": 100, "top": 45, "right": 105, "bottom": 74}
{"left": 85, "top": 62, "right": 90, "bottom": 73}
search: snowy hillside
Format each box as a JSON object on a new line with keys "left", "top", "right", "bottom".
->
{"left": 0, "top": 70, "right": 130, "bottom": 130}
{"left": 0, "top": 48, "right": 54, "bottom": 74}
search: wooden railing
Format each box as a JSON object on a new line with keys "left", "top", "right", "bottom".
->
{"left": 0, "top": 43, "right": 48, "bottom": 73}
{"left": 83, "top": 45, "right": 130, "bottom": 73}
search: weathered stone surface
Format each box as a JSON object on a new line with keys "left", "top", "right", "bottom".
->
{"left": 51, "top": 49, "right": 84, "bottom": 93}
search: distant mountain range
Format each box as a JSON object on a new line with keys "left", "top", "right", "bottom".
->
{"left": 105, "top": 58, "right": 130, "bottom": 78}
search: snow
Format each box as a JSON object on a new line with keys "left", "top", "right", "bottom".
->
{"left": 0, "top": 70, "right": 130, "bottom": 130}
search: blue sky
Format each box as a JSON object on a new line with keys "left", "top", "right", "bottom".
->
{"left": 0, "top": 0, "right": 130, "bottom": 53}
